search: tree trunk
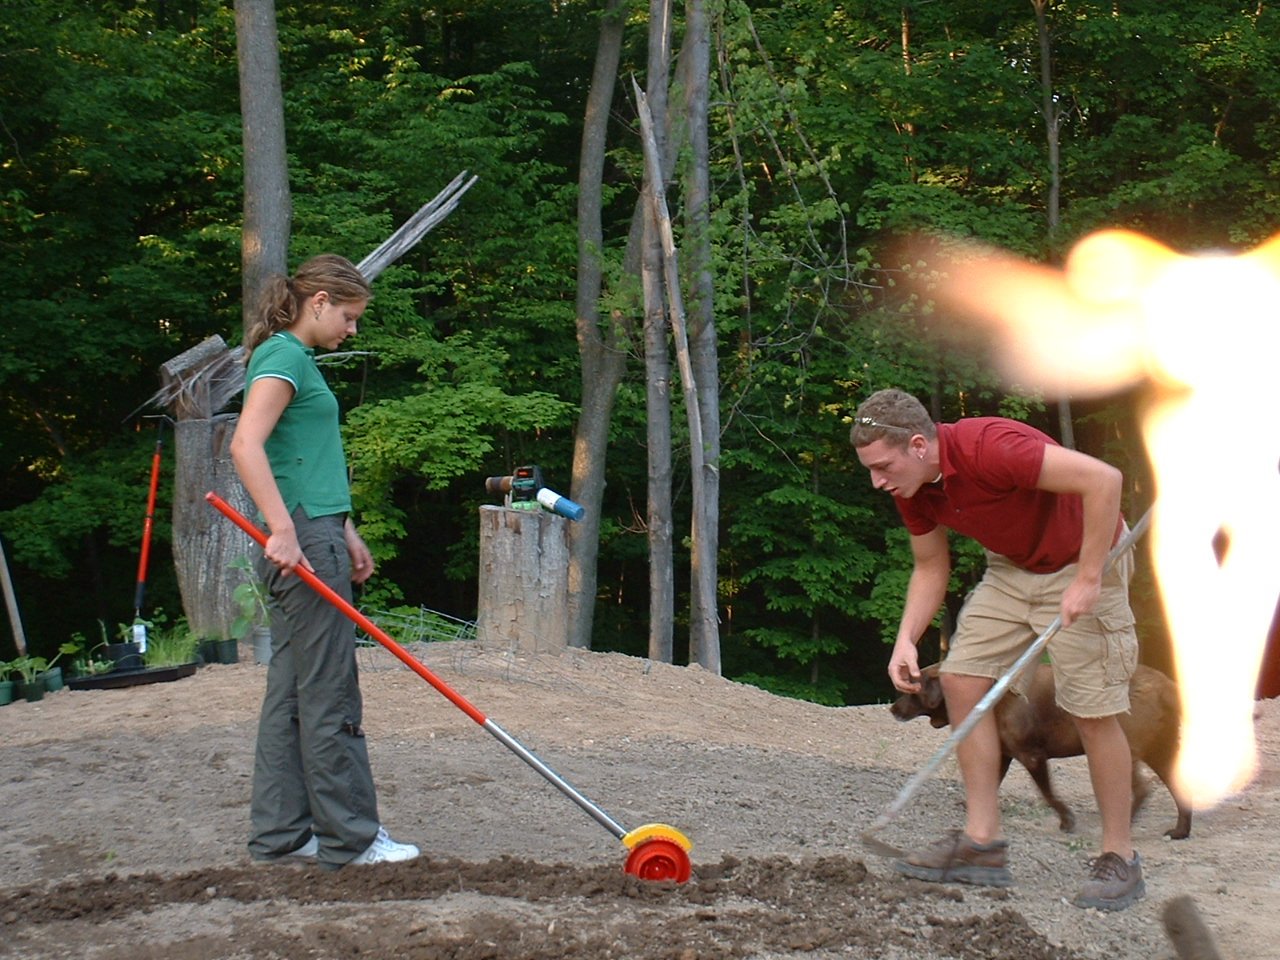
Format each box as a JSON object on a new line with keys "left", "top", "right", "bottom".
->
{"left": 900, "top": 5, "right": 917, "bottom": 178}
{"left": 642, "top": 0, "right": 676, "bottom": 661}
{"left": 567, "top": 0, "right": 630, "bottom": 651}
{"left": 172, "top": 416, "right": 257, "bottom": 640}
{"left": 235, "top": 0, "right": 290, "bottom": 331}
{"left": 644, "top": 221, "right": 675, "bottom": 663}
{"left": 0, "top": 537, "right": 28, "bottom": 656}
{"left": 165, "top": 2, "right": 292, "bottom": 645}
{"left": 1031, "top": 0, "right": 1076, "bottom": 449}
{"left": 681, "top": 0, "right": 720, "bottom": 674}
{"left": 475, "top": 506, "right": 570, "bottom": 654}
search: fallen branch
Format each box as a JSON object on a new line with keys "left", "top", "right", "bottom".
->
{"left": 357, "top": 170, "right": 479, "bottom": 281}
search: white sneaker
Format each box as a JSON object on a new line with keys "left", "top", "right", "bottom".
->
{"left": 287, "top": 835, "right": 319, "bottom": 859}
{"left": 350, "top": 827, "right": 420, "bottom": 866}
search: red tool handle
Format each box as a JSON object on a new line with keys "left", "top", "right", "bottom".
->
{"left": 134, "top": 434, "right": 164, "bottom": 612}
{"left": 205, "top": 491, "right": 487, "bottom": 726}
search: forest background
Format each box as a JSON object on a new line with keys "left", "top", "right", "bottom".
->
{"left": 2, "top": 0, "right": 1276, "bottom": 706}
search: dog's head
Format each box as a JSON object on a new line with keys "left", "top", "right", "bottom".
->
{"left": 888, "top": 664, "right": 949, "bottom": 728}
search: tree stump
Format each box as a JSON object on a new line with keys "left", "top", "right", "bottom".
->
{"left": 172, "top": 415, "right": 257, "bottom": 641}
{"left": 476, "top": 505, "right": 570, "bottom": 653}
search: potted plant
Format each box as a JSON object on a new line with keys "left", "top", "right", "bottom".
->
{"left": 0, "top": 660, "right": 15, "bottom": 706}
{"left": 103, "top": 618, "right": 144, "bottom": 672}
{"left": 229, "top": 556, "right": 272, "bottom": 665}
{"left": 40, "top": 640, "right": 84, "bottom": 692}
{"left": 60, "top": 632, "right": 114, "bottom": 679}
{"left": 142, "top": 619, "right": 200, "bottom": 669}
{"left": 10, "top": 655, "right": 49, "bottom": 702}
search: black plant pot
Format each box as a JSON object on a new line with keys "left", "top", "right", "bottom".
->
{"left": 216, "top": 639, "right": 240, "bottom": 664}
{"left": 18, "top": 679, "right": 45, "bottom": 703}
{"left": 197, "top": 639, "right": 220, "bottom": 666}
{"left": 104, "top": 641, "right": 143, "bottom": 673}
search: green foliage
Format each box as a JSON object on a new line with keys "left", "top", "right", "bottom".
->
{"left": 343, "top": 331, "right": 574, "bottom": 561}
{"left": 58, "top": 633, "right": 113, "bottom": 677}
{"left": 227, "top": 557, "right": 271, "bottom": 642}
{"left": 141, "top": 619, "right": 200, "bottom": 668}
{"left": 0, "top": 432, "right": 167, "bottom": 578}
{"left": 857, "top": 527, "right": 988, "bottom": 645}
{"left": 1, "top": 0, "right": 1271, "bottom": 704}
{"left": 732, "top": 669, "right": 847, "bottom": 707}
{"left": 8, "top": 656, "right": 49, "bottom": 684}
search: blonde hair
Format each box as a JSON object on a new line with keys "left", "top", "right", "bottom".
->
{"left": 244, "top": 254, "right": 371, "bottom": 358}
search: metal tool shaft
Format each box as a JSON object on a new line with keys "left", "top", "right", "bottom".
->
{"left": 482, "top": 719, "right": 629, "bottom": 839}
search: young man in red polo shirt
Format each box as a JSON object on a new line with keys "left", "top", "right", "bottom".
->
{"left": 851, "top": 388, "right": 1143, "bottom": 911}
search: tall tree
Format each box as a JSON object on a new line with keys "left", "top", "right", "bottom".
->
{"left": 170, "top": 0, "right": 294, "bottom": 644}
{"left": 1030, "top": 0, "right": 1075, "bottom": 448}
{"left": 642, "top": 0, "right": 677, "bottom": 661}
{"left": 681, "top": 0, "right": 720, "bottom": 672}
{"left": 235, "top": 0, "right": 290, "bottom": 328}
{"left": 568, "top": 0, "right": 632, "bottom": 651}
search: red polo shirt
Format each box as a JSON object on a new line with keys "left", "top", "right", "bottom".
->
{"left": 894, "top": 418, "right": 1118, "bottom": 573}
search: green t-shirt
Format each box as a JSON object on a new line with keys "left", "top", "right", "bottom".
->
{"left": 245, "top": 331, "right": 351, "bottom": 519}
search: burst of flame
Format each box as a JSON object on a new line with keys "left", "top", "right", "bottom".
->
{"left": 927, "top": 229, "right": 1280, "bottom": 809}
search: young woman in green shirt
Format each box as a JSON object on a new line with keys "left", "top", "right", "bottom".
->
{"left": 231, "top": 253, "right": 419, "bottom": 868}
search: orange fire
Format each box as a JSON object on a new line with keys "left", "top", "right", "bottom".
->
{"left": 927, "top": 229, "right": 1280, "bottom": 808}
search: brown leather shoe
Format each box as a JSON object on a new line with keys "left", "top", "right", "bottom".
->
{"left": 893, "top": 829, "right": 1014, "bottom": 887}
{"left": 1073, "top": 851, "right": 1145, "bottom": 911}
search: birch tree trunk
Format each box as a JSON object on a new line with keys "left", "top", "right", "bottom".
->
{"left": 567, "top": 0, "right": 631, "bottom": 651}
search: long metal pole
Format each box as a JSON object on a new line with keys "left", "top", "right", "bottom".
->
{"left": 0, "top": 536, "right": 27, "bottom": 656}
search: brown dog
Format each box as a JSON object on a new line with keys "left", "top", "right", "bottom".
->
{"left": 889, "top": 662, "right": 1192, "bottom": 839}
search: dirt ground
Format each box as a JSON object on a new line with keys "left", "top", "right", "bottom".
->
{"left": 1, "top": 641, "right": 1274, "bottom": 959}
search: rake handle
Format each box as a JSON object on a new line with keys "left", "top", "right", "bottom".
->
{"left": 134, "top": 430, "right": 165, "bottom": 614}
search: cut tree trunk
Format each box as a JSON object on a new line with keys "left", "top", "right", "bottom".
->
{"left": 475, "top": 506, "right": 569, "bottom": 654}
{"left": 172, "top": 416, "right": 258, "bottom": 640}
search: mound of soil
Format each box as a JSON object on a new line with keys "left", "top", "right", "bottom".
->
{"left": 1, "top": 643, "right": 1274, "bottom": 959}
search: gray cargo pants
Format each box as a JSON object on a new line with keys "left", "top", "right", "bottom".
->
{"left": 247, "top": 510, "right": 380, "bottom": 867}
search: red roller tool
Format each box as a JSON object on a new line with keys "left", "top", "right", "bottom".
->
{"left": 206, "top": 491, "right": 692, "bottom": 882}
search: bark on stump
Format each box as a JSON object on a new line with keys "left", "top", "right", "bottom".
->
{"left": 173, "top": 415, "right": 257, "bottom": 641}
{"left": 476, "top": 505, "right": 570, "bottom": 653}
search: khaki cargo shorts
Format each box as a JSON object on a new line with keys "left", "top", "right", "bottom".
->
{"left": 939, "top": 542, "right": 1138, "bottom": 718}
